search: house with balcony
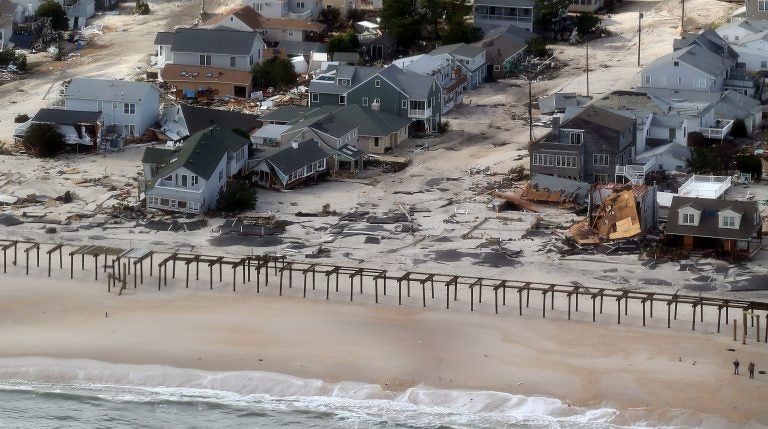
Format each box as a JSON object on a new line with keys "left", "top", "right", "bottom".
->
{"left": 665, "top": 196, "right": 763, "bottom": 257}
{"left": 199, "top": 5, "right": 323, "bottom": 44}
{"left": 473, "top": 24, "right": 533, "bottom": 79}
{"left": 308, "top": 64, "right": 442, "bottom": 133}
{"left": 154, "top": 28, "right": 264, "bottom": 98}
{"left": 474, "top": 0, "right": 535, "bottom": 33}
{"left": 393, "top": 54, "right": 466, "bottom": 113}
{"left": 428, "top": 43, "right": 487, "bottom": 90}
{"left": 142, "top": 126, "right": 250, "bottom": 214}
{"left": 529, "top": 105, "right": 636, "bottom": 183}
{"left": 62, "top": 78, "right": 161, "bottom": 139}
{"left": 242, "top": 0, "right": 322, "bottom": 20}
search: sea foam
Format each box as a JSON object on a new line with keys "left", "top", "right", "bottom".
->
{"left": 0, "top": 357, "right": 760, "bottom": 429}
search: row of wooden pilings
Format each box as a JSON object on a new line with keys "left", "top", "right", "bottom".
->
{"left": 2, "top": 239, "right": 767, "bottom": 344}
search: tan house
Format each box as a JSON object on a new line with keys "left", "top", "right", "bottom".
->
{"left": 200, "top": 5, "right": 324, "bottom": 43}
{"left": 161, "top": 64, "right": 253, "bottom": 99}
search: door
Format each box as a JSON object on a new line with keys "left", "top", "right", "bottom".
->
{"left": 234, "top": 86, "right": 247, "bottom": 98}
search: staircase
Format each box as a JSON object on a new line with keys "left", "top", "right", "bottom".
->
{"left": 615, "top": 159, "right": 655, "bottom": 185}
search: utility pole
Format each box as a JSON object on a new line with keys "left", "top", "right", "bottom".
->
{"left": 586, "top": 41, "right": 589, "bottom": 97}
{"left": 528, "top": 77, "right": 533, "bottom": 143}
{"left": 638, "top": 12, "right": 643, "bottom": 67}
{"left": 681, "top": 0, "right": 685, "bottom": 31}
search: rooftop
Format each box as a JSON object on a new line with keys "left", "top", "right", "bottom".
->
{"left": 63, "top": 78, "right": 160, "bottom": 103}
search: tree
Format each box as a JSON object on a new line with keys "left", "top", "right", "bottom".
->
{"left": 0, "top": 49, "right": 27, "bottom": 71}
{"left": 735, "top": 154, "right": 763, "bottom": 180}
{"left": 22, "top": 123, "right": 65, "bottom": 158}
{"left": 534, "top": 0, "right": 570, "bottom": 34}
{"left": 135, "top": 0, "right": 150, "bottom": 15}
{"left": 36, "top": 1, "right": 69, "bottom": 31}
{"left": 251, "top": 56, "right": 299, "bottom": 90}
{"left": 327, "top": 30, "right": 360, "bottom": 57}
{"left": 421, "top": 0, "right": 446, "bottom": 42}
{"left": 319, "top": 6, "right": 341, "bottom": 31}
{"left": 441, "top": 0, "right": 481, "bottom": 44}
{"left": 576, "top": 12, "right": 600, "bottom": 38}
{"left": 217, "top": 180, "right": 257, "bottom": 213}
{"left": 380, "top": 0, "right": 422, "bottom": 50}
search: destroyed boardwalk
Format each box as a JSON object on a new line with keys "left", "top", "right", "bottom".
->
{"left": 2, "top": 238, "right": 767, "bottom": 346}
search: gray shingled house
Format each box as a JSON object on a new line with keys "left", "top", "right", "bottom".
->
{"left": 142, "top": 126, "right": 250, "bottom": 214}
{"left": 251, "top": 139, "right": 334, "bottom": 189}
{"left": 665, "top": 196, "right": 763, "bottom": 257}
{"left": 308, "top": 64, "right": 442, "bottom": 134}
{"left": 529, "top": 106, "right": 637, "bottom": 183}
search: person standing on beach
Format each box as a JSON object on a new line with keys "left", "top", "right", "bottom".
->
{"left": 733, "top": 359, "right": 740, "bottom": 375}
{"left": 748, "top": 362, "right": 755, "bottom": 379}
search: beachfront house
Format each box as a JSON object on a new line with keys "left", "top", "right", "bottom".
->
{"left": 251, "top": 138, "right": 334, "bottom": 189}
{"left": 308, "top": 64, "right": 442, "bottom": 134}
{"left": 62, "top": 78, "right": 161, "bottom": 139}
{"left": 665, "top": 196, "right": 763, "bottom": 258}
{"left": 529, "top": 105, "right": 637, "bottom": 183}
{"left": 142, "top": 126, "right": 250, "bottom": 214}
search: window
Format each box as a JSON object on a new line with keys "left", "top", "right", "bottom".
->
{"left": 199, "top": 54, "right": 211, "bottom": 66}
{"left": 288, "top": 30, "right": 295, "bottom": 37}
{"left": 296, "top": 1, "right": 304, "bottom": 7}
{"left": 401, "top": 100, "right": 407, "bottom": 108}
{"left": 160, "top": 198, "right": 170, "bottom": 207}
{"left": 677, "top": 76, "right": 683, "bottom": 85}
{"left": 569, "top": 132, "right": 583, "bottom": 145}
{"left": 760, "top": 0, "right": 768, "bottom": 11}
{"left": 255, "top": 2, "right": 263, "bottom": 11}
{"left": 721, "top": 216, "right": 737, "bottom": 228}
{"left": 311, "top": 92, "right": 319, "bottom": 103}
{"left": 181, "top": 174, "right": 188, "bottom": 187}
{"left": 178, "top": 200, "right": 188, "bottom": 209}
{"left": 659, "top": 76, "right": 667, "bottom": 86}
{"left": 112, "top": 102, "right": 118, "bottom": 109}
{"left": 593, "top": 174, "right": 608, "bottom": 183}
{"left": 191, "top": 175, "right": 199, "bottom": 186}
{"left": 373, "top": 137, "right": 380, "bottom": 147}
{"left": 682, "top": 213, "right": 696, "bottom": 225}
{"left": 554, "top": 155, "right": 576, "bottom": 168}
{"left": 375, "top": 79, "right": 381, "bottom": 87}
{"left": 96, "top": 101, "right": 103, "bottom": 112}
{"left": 493, "top": 65, "right": 501, "bottom": 71}
{"left": 593, "top": 154, "right": 609, "bottom": 166}
{"left": 230, "top": 56, "right": 236, "bottom": 67}
{"left": 673, "top": 61, "right": 679, "bottom": 67}
{"left": 339, "top": 95, "right": 346, "bottom": 104}
{"left": 190, "top": 201, "right": 200, "bottom": 212}
{"left": 124, "top": 124, "right": 136, "bottom": 136}
{"left": 644, "top": 75, "right": 650, "bottom": 85}
{"left": 123, "top": 103, "right": 136, "bottom": 114}
{"left": 362, "top": 97, "right": 368, "bottom": 106}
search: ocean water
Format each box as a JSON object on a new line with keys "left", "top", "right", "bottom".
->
{"left": 0, "top": 358, "right": 749, "bottom": 429}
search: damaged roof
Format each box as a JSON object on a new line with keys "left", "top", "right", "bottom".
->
{"left": 265, "top": 139, "right": 331, "bottom": 176}
{"left": 32, "top": 108, "right": 102, "bottom": 125}
{"left": 563, "top": 105, "right": 635, "bottom": 131}
{"left": 523, "top": 174, "right": 590, "bottom": 206}
{"left": 153, "top": 126, "right": 249, "bottom": 180}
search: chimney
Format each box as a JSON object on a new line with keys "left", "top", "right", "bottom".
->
{"left": 552, "top": 115, "right": 560, "bottom": 136}
{"left": 292, "top": 140, "right": 299, "bottom": 149}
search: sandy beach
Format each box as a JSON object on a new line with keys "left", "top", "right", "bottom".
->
{"left": 0, "top": 265, "right": 766, "bottom": 427}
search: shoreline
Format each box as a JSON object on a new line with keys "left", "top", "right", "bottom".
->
{"left": 0, "top": 270, "right": 767, "bottom": 426}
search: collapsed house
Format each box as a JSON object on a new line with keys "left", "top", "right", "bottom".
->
{"left": 14, "top": 108, "right": 103, "bottom": 149}
{"left": 569, "top": 184, "right": 657, "bottom": 244}
{"left": 250, "top": 138, "right": 335, "bottom": 190}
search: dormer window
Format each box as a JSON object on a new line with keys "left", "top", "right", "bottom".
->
{"left": 569, "top": 131, "right": 583, "bottom": 145}
{"left": 338, "top": 78, "right": 351, "bottom": 86}
{"left": 718, "top": 209, "right": 741, "bottom": 229}
{"left": 679, "top": 206, "right": 700, "bottom": 226}
{"left": 673, "top": 61, "right": 679, "bottom": 67}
